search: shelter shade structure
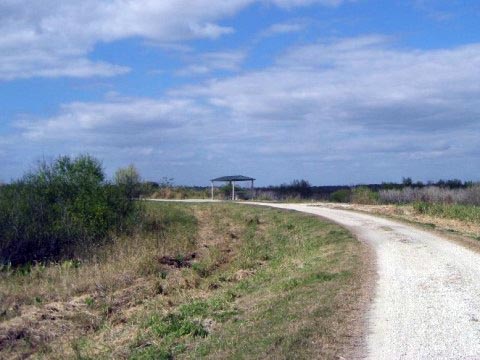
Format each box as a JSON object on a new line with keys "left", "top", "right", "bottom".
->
{"left": 210, "top": 175, "right": 255, "bottom": 200}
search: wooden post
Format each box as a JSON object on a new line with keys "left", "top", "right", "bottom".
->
{"left": 251, "top": 179, "right": 254, "bottom": 199}
{"left": 232, "top": 181, "right": 235, "bottom": 201}
{"left": 211, "top": 181, "right": 214, "bottom": 200}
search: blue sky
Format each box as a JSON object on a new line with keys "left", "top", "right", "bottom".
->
{"left": 1, "top": 0, "right": 480, "bottom": 186}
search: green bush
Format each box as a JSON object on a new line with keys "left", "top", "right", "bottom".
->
{"left": 330, "top": 189, "right": 351, "bottom": 203}
{"left": 0, "top": 155, "right": 138, "bottom": 265}
{"left": 115, "top": 164, "right": 142, "bottom": 199}
{"left": 350, "top": 186, "right": 379, "bottom": 204}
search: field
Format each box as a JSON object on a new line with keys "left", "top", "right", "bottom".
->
{"left": 0, "top": 202, "right": 371, "bottom": 359}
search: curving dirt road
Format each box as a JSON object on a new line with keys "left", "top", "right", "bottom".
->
{"left": 251, "top": 203, "right": 480, "bottom": 360}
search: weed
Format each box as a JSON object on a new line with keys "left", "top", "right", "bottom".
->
{"left": 71, "top": 337, "right": 93, "bottom": 360}
{"left": 179, "top": 301, "right": 209, "bottom": 318}
{"left": 131, "top": 345, "right": 173, "bottom": 360}
{"left": 84, "top": 297, "right": 95, "bottom": 307}
{"left": 191, "top": 262, "right": 210, "bottom": 278}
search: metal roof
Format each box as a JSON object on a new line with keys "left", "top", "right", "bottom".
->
{"left": 211, "top": 175, "right": 255, "bottom": 182}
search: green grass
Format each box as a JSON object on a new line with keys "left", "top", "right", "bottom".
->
{"left": 414, "top": 202, "right": 480, "bottom": 223}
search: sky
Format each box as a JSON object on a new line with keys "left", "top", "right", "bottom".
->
{"left": 1, "top": 0, "right": 480, "bottom": 186}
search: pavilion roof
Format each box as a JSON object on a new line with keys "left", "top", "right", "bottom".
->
{"left": 211, "top": 175, "right": 255, "bottom": 182}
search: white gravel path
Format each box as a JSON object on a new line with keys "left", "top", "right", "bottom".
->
{"left": 250, "top": 203, "right": 480, "bottom": 360}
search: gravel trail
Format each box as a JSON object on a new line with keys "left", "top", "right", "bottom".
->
{"left": 252, "top": 203, "right": 480, "bottom": 360}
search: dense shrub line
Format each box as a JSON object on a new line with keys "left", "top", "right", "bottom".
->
{"left": 329, "top": 187, "right": 380, "bottom": 204}
{"left": 379, "top": 186, "right": 480, "bottom": 206}
{"left": 150, "top": 186, "right": 210, "bottom": 200}
{"left": 0, "top": 155, "right": 138, "bottom": 265}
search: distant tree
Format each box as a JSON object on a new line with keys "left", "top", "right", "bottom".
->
{"left": 402, "top": 177, "right": 413, "bottom": 187}
{"left": 414, "top": 181, "right": 424, "bottom": 188}
{"left": 290, "top": 179, "right": 312, "bottom": 198}
{"left": 115, "top": 164, "right": 141, "bottom": 199}
{"left": 436, "top": 179, "right": 446, "bottom": 187}
{"left": 159, "top": 176, "right": 175, "bottom": 188}
{"left": 445, "top": 179, "right": 463, "bottom": 189}
{"left": 465, "top": 181, "right": 475, "bottom": 188}
{"left": 136, "top": 181, "right": 159, "bottom": 197}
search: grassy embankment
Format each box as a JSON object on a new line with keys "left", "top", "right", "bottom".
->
{"left": 413, "top": 202, "right": 480, "bottom": 224}
{"left": 0, "top": 202, "right": 369, "bottom": 359}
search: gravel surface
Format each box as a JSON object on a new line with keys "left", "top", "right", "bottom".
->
{"left": 252, "top": 203, "right": 480, "bottom": 360}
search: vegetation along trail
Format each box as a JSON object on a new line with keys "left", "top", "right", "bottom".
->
{"left": 249, "top": 202, "right": 480, "bottom": 359}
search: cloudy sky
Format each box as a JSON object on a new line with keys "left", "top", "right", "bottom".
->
{"left": 1, "top": 0, "right": 480, "bottom": 185}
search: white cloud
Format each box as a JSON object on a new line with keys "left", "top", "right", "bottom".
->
{"left": 413, "top": 0, "right": 466, "bottom": 22}
{"left": 0, "top": 0, "right": 345, "bottom": 81}
{"left": 259, "top": 20, "right": 307, "bottom": 38}
{"left": 269, "top": 0, "right": 345, "bottom": 8}
{"left": 176, "top": 50, "right": 247, "bottom": 76}
{"left": 11, "top": 34, "right": 480, "bottom": 183}
{"left": 20, "top": 97, "right": 211, "bottom": 141}
{"left": 184, "top": 36, "right": 480, "bottom": 130}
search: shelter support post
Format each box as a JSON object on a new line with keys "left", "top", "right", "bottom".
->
{"left": 211, "top": 181, "right": 214, "bottom": 200}
{"left": 232, "top": 181, "right": 235, "bottom": 201}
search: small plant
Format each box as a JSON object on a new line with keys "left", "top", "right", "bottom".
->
{"left": 17, "top": 263, "right": 33, "bottom": 276}
{"left": 61, "top": 259, "right": 81, "bottom": 270}
{"left": 147, "top": 312, "right": 208, "bottom": 338}
{"left": 179, "top": 301, "right": 209, "bottom": 318}
{"left": 71, "top": 337, "right": 91, "bottom": 360}
{"left": 192, "top": 262, "right": 210, "bottom": 278}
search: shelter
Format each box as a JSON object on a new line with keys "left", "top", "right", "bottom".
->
{"left": 210, "top": 175, "right": 255, "bottom": 200}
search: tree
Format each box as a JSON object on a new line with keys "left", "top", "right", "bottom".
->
{"left": 402, "top": 177, "right": 413, "bottom": 187}
{"left": 290, "top": 179, "right": 312, "bottom": 198}
{"left": 115, "top": 164, "right": 142, "bottom": 199}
